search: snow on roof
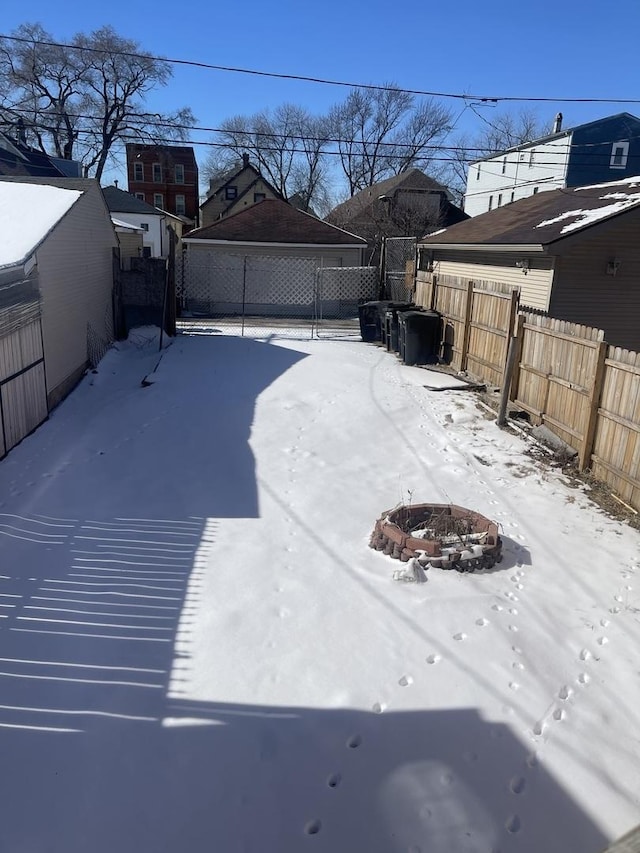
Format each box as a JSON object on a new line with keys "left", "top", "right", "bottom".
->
{"left": 425, "top": 228, "right": 447, "bottom": 237}
{"left": 536, "top": 183, "right": 640, "bottom": 234}
{"left": 0, "top": 182, "right": 82, "bottom": 269}
{"left": 111, "top": 215, "right": 144, "bottom": 231}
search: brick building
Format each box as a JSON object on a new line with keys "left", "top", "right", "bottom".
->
{"left": 126, "top": 144, "right": 199, "bottom": 230}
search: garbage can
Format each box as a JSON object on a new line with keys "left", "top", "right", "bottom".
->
{"left": 358, "top": 302, "right": 381, "bottom": 342}
{"left": 383, "top": 303, "right": 414, "bottom": 352}
{"left": 398, "top": 310, "right": 442, "bottom": 365}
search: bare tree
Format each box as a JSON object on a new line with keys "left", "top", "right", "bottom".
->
{"left": 329, "top": 85, "right": 453, "bottom": 195}
{"left": 0, "top": 23, "right": 195, "bottom": 181}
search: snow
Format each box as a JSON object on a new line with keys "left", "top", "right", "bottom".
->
{"left": 0, "top": 182, "right": 82, "bottom": 269}
{"left": 1, "top": 326, "right": 639, "bottom": 852}
{"left": 426, "top": 228, "right": 447, "bottom": 236}
{"left": 536, "top": 192, "right": 640, "bottom": 234}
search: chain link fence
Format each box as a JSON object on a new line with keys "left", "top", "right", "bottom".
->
{"left": 382, "top": 236, "right": 417, "bottom": 302}
{"left": 177, "top": 249, "right": 378, "bottom": 339}
{"left": 315, "top": 266, "right": 379, "bottom": 338}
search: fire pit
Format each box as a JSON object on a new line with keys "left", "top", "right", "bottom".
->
{"left": 370, "top": 503, "right": 502, "bottom": 573}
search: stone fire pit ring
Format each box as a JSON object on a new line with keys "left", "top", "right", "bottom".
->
{"left": 370, "top": 503, "right": 502, "bottom": 573}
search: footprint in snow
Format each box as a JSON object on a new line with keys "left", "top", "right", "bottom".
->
{"left": 398, "top": 675, "right": 413, "bottom": 687}
{"left": 505, "top": 815, "right": 522, "bottom": 834}
{"left": 326, "top": 773, "right": 341, "bottom": 789}
{"left": 453, "top": 632, "right": 467, "bottom": 641}
{"left": 559, "top": 685, "right": 572, "bottom": 700}
{"left": 304, "top": 819, "right": 322, "bottom": 835}
{"left": 346, "top": 734, "right": 362, "bottom": 749}
{"left": 509, "top": 776, "right": 526, "bottom": 794}
{"left": 426, "top": 654, "right": 441, "bottom": 665}
{"left": 476, "top": 618, "right": 490, "bottom": 627}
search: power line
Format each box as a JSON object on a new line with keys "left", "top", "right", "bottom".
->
{"left": 5, "top": 106, "right": 640, "bottom": 162}
{"left": 2, "top": 32, "right": 640, "bottom": 106}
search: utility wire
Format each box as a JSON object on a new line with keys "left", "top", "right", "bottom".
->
{"left": 2, "top": 32, "right": 640, "bottom": 105}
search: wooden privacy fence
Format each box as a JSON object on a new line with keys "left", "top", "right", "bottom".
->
{"left": 414, "top": 270, "right": 640, "bottom": 513}
{"left": 416, "top": 271, "right": 518, "bottom": 384}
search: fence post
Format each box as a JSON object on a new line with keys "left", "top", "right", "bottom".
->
{"left": 430, "top": 274, "right": 437, "bottom": 312}
{"left": 510, "top": 314, "right": 525, "bottom": 404}
{"left": 241, "top": 257, "right": 247, "bottom": 337}
{"left": 579, "top": 339, "right": 607, "bottom": 471}
{"left": 460, "top": 280, "right": 474, "bottom": 371}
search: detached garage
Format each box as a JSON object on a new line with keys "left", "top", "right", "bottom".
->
{"left": 180, "top": 198, "right": 367, "bottom": 318}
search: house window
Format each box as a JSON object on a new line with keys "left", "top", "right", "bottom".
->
{"left": 502, "top": 157, "right": 507, "bottom": 174}
{"left": 154, "top": 193, "right": 163, "bottom": 208}
{"left": 254, "top": 192, "right": 266, "bottom": 203}
{"left": 152, "top": 162, "right": 162, "bottom": 182}
{"left": 610, "top": 141, "right": 630, "bottom": 169}
{"left": 488, "top": 195, "right": 493, "bottom": 211}
{"left": 225, "top": 186, "right": 238, "bottom": 200}
{"left": 497, "top": 193, "right": 502, "bottom": 207}
{"left": 140, "top": 223, "right": 149, "bottom": 232}
{"left": 175, "top": 194, "right": 186, "bottom": 215}
{"left": 529, "top": 150, "right": 535, "bottom": 166}
{"left": 135, "top": 192, "right": 145, "bottom": 201}
{"left": 133, "top": 162, "right": 144, "bottom": 181}
{"left": 175, "top": 164, "right": 185, "bottom": 184}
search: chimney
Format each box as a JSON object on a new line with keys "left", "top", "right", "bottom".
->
{"left": 553, "top": 112, "right": 563, "bottom": 133}
{"left": 114, "top": 179, "right": 119, "bottom": 188}
{"left": 242, "top": 152, "right": 250, "bottom": 168}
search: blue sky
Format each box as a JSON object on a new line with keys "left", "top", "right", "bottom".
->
{"left": 2, "top": 0, "right": 640, "bottom": 191}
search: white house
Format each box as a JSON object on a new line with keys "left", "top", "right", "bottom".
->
{"left": 102, "top": 185, "right": 180, "bottom": 259}
{"left": 464, "top": 112, "right": 640, "bottom": 217}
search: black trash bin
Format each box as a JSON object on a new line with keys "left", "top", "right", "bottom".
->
{"left": 383, "top": 303, "right": 414, "bottom": 352}
{"left": 398, "top": 310, "right": 442, "bottom": 365}
{"left": 358, "top": 302, "right": 381, "bottom": 342}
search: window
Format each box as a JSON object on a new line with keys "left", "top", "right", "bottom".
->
{"left": 476, "top": 164, "right": 481, "bottom": 180}
{"left": 152, "top": 162, "right": 162, "bottom": 182}
{"left": 154, "top": 193, "right": 163, "bottom": 208}
{"left": 502, "top": 157, "right": 507, "bottom": 174}
{"left": 225, "top": 186, "right": 238, "bottom": 200}
{"left": 174, "top": 164, "right": 185, "bottom": 184}
{"left": 510, "top": 191, "right": 515, "bottom": 203}
{"left": 133, "top": 162, "right": 144, "bottom": 181}
{"left": 497, "top": 193, "right": 502, "bottom": 207}
{"left": 140, "top": 223, "right": 149, "bottom": 232}
{"left": 135, "top": 192, "right": 145, "bottom": 201}
{"left": 253, "top": 192, "right": 266, "bottom": 203}
{"left": 488, "top": 195, "right": 493, "bottom": 211}
{"left": 175, "top": 194, "right": 186, "bottom": 215}
{"left": 529, "top": 150, "right": 535, "bottom": 166}
{"left": 610, "top": 141, "right": 630, "bottom": 169}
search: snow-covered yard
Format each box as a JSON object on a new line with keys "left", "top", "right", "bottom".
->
{"left": 1, "top": 325, "right": 639, "bottom": 852}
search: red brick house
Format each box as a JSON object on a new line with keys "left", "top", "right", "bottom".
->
{"left": 126, "top": 144, "right": 199, "bottom": 231}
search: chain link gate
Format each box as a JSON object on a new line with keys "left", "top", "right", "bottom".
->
{"left": 314, "top": 266, "right": 379, "bottom": 338}
{"left": 177, "top": 248, "right": 379, "bottom": 340}
{"left": 382, "top": 236, "right": 417, "bottom": 302}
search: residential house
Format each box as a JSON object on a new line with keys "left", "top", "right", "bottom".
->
{"left": 102, "top": 185, "right": 183, "bottom": 260}
{"left": 126, "top": 143, "right": 199, "bottom": 230}
{"left": 465, "top": 112, "right": 640, "bottom": 217}
{"left": 0, "top": 176, "right": 117, "bottom": 419}
{"left": 418, "top": 176, "right": 640, "bottom": 350}
{"left": 200, "top": 154, "right": 284, "bottom": 227}
{"left": 326, "top": 169, "right": 468, "bottom": 264}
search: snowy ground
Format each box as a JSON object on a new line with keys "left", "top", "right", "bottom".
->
{"left": 1, "top": 324, "right": 639, "bottom": 853}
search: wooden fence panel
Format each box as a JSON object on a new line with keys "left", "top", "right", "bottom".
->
{"left": 415, "top": 270, "right": 434, "bottom": 310}
{"left": 466, "top": 287, "right": 518, "bottom": 387}
{"left": 591, "top": 348, "right": 640, "bottom": 508}
{"left": 513, "top": 314, "right": 605, "bottom": 459}
{"left": 432, "top": 276, "right": 470, "bottom": 371}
